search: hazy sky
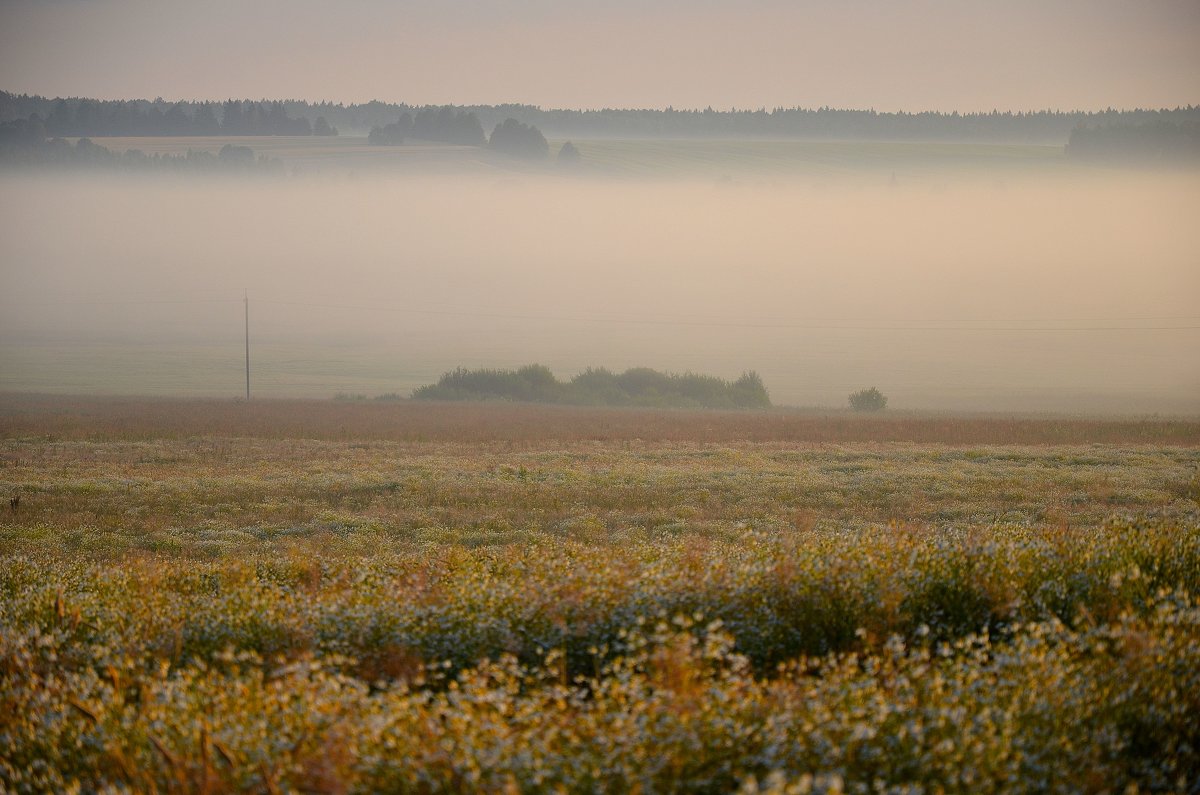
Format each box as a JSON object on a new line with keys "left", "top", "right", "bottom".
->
{"left": 1, "top": 0, "right": 1197, "bottom": 111}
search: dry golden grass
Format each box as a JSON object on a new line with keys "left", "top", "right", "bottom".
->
{"left": 2, "top": 393, "right": 1197, "bottom": 445}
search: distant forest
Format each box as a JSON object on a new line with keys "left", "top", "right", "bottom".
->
{"left": 367, "top": 109, "right": 551, "bottom": 160}
{"left": 3, "top": 90, "right": 1198, "bottom": 144}
{"left": 368, "top": 107, "right": 486, "bottom": 146}
{"left": 413, "top": 365, "right": 772, "bottom": 410}
{"left": 1066, "top": 119, "right": 1200, "bottom": 161}
{"left": 0, "top": 95, "right": 337, "bottom": 138}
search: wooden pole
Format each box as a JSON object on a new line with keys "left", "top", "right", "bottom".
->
{"left": 244, "top": 291, "right": 250, "bottom": 400}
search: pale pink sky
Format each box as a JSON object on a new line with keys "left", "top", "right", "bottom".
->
{"left": 1, "top": 0, "right": 1197, "bottom": 111}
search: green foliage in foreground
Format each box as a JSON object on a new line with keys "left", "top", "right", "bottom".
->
{"left": 413, "top": 364, "right": 772, "bottom": 409}
{"left": 2, "top": 521, "right": 1200, "bottom": 792}
{"left": 2, "top": 430, "right": 1197, "bottom": 791}
{"left": 3, "top": 600, "right": 1198, "bottom": 794}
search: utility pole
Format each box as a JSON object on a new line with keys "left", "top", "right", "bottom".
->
{"left": 244, "top": 290, "right": 250, "bottom": 401}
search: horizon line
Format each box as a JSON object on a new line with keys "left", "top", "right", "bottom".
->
{"left": 4, "top": 88, "right": 1198, "bottom": 118}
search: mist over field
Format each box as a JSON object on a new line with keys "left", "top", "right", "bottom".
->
{"left": 7, "top": 1, "right": 1200, "bottom": 788}
{"left": 1, "top": 163, "right": 1197, "bottom": 412}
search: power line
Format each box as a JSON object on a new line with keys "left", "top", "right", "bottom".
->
{"left": 244, "top": 290, "right": 250, "bottom": 401}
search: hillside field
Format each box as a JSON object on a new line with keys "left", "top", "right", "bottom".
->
{"left": 70, "top": 135, "right": 1069, "bottom": 180}
{"left": 2, "top": 395, "right": 1199, "bottom": 791}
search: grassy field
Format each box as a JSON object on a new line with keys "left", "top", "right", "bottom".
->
{"left": 0, "top": 343, "right": 439, "bottom": 401}
{"left": 2, "top": 395, "right": 1199, "bottom": 791}
{"left": 561, "top": 139, "right": 1067, "bottom": 180}
{"left": 75, "top": 135, "right": 1069, "bottom": 180}
{"left": 74, "top": 135, "right": 495, "bottom": 175}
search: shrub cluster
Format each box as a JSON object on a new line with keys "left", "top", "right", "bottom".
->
{"left": 557, "top": 140, "right": 582, "bottom": 164}
{"left": 367, "top": 117, "right": 409, "bottom": 145}
{"left": 412, "top": 364, "right": 771, "bottom": 409}
{"left": 0, "top": 134, "right": 283, "bottom": 173}
{"left": 848, "top": 387, "right": 887, "bottom": 412}
{"left": 367, "top": 107, "right": 490, "bottom": 147}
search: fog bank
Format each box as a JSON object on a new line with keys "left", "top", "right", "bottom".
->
{"left": 2, "top": 168, "right": 1197, "bottom": 412}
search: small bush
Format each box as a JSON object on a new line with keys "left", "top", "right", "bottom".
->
{"left": 849, "top": 387, "right": 887, "bottom": 412}
{"left": 557, "top": 141, "right": 582, "bottom": 165}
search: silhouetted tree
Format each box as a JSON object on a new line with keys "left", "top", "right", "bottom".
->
{"left": 557, "top": 140, "right": 581, "bottom": 165}
{"left": 732, "top": 371, "right": 771, "bottom": 408}
{"left": 489, "top": 118, "right": 548, "bottom": 159}
{"left": 849, "top": 387, "right": 888, "bottom": 412}
{"left": 368, "top": 112, "right": 411, "bottom": 145}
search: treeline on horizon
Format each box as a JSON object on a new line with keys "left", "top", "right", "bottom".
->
{"left": 3, "top": 90, "right": 1198, "bottom": 143}
{"left": 0, "top": 95, "right": 338, "bottom": 138}
{"left": 412, "top": 364, "right": 772, "bottom": 409}
{"left": 1066, "top": 119, "right": 1200, "bottom": 161}
{"left": 0, "top": 112, "right": 558, "bottom": 168}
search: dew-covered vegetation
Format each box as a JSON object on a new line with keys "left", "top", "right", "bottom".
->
{"left": 2, "top": 397, "right": 1198, "bottom": 792}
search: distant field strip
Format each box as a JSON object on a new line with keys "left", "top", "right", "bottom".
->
{"left": 3, "top": 394, "right": 1199, "bottom": 444}
{"left": 565, "top": 138, "right": 1066, "bottom": 178}
{"left": 67, "top": 135, "right": 1069, "bottom": 178}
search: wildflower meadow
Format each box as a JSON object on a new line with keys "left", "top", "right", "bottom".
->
{"left": 1, "top": 396, "right": 1198, "bottom": 792}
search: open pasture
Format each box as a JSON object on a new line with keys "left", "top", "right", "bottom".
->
{"left": 2, "top": 395, "right": 1199, "bottom": 791}
{"left": 76, "top": 135, "right": 494, "bottom": 175}
{"left": 69, "top": 135, "right": 1070, "bottom": 180}
{"left": 562, "top": 139, "right": 1067, "bottom": 180}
